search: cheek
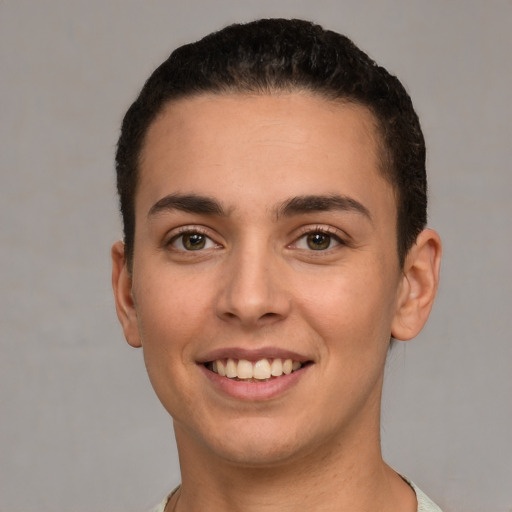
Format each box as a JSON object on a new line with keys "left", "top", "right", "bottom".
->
{"left": 297, "top": 264, "right": 399, "bottom": 352}
{"left": 133, "top": 272, "right": 211, "bottom": 416}
{"left": 135, "top": 265, "right": 213, "bottom": 330}
{"left": 132, "top": 268, "right": 217, "bottom": 386}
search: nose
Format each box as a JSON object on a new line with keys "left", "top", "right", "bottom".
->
{"left": 215, "top": 241, "right": 291, "bottom": 328}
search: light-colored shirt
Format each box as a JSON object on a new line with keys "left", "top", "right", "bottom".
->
{"left": 408, "top": 479, "right": 443, "bottom": 512}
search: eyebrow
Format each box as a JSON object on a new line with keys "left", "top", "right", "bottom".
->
{"left": 148, "top": 193, "right": 226, "bottom": 218}
{"left": 147, "top": 192, "right": 371, "bottom": 222}
{"left": 277, "top": 194, "right": 372, "bottom": 221}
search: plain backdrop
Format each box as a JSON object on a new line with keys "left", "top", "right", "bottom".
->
{"left": 1, "top": 1, "right": 511, "bottom": 511}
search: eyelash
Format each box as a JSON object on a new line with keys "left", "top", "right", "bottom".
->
{"left": 165, "top": 225, "right": 347, "bottom": 253}
{"left": 291, "top": 225, "right": 346, "bottom": 251}
{"left": 166, "top": 226, "right": 220, "bottom": 252}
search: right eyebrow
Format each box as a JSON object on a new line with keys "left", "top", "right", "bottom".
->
{"left": 147, "top": 193, "right": 227, "bottom": 218}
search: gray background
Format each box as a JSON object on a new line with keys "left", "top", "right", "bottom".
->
{"left": 1, "top": 1, "right": 511, "bottom": 511}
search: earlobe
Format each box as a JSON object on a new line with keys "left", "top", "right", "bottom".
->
{"left": 111, "top": 241, "right": 142, "bottom": 348}
{"left": 391, "top": 229, "right": 442, "bottom": 341}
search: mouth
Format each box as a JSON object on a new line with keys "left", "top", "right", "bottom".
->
{"left": 204, "top": 357, "right": 310, "bottom": 382}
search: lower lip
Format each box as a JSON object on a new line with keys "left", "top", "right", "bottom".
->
{"left": 199, "top": 364, "right": 310, "bottom": 401}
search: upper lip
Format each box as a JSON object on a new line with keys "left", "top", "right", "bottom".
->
{"left": 196, "top": 346, "right": 312, "bottom": 364}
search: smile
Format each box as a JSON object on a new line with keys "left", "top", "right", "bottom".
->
{"left": 206, "top": 358, "right": 304, "bottom": 381}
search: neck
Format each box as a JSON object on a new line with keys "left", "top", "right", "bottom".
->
{"left": 169, "top": 411, "right": 416, "bottom": 512}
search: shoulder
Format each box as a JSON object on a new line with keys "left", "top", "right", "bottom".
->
{"left": 150, "top": 500, "right": 166, "bottom": 512}
{"left": 149, "top": 486, "right": 179, "bottom": 512}
{"left": 405, "top": 478, "right": 443, "bottom": 512}
{"left": 149, "top": 496, "right": 168, "bottom": 512}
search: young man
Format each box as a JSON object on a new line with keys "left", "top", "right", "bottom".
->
{"left": 111, "top": 19, "right": 442, "bottom": 512}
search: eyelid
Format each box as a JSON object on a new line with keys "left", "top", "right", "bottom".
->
{"left": 165, "top": 225, "right": 222, "bottom": 250}
{"left": 295, "top": 224, "right": 347, "bottom": 240}
{"left": 289, "top": 224, "right": 348, "bottom": 250}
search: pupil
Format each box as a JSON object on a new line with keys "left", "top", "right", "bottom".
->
{"left": 307, "top": 233, "right": 330, "bottom": 250}
{"left": 184, "top": 233, "right": 205, "bottom": 250}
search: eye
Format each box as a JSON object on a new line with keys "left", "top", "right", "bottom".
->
{"left": 294, "top": 231, "right": 342, "bottom": 251}
{"left": 170, "top": 231, "right": 217, "bottom": 251}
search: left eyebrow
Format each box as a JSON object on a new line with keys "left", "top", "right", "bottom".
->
{"left": 276, "top": 194, "right": 372, "bottom": 221}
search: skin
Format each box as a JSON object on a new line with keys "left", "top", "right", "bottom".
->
{"left": 112, "top": 93, "right": 441, "bottom": 512}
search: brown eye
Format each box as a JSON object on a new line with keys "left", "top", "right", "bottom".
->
{"left": 293, "top": 230, "right": 342, "bottom": 251}
{"left": 306, "top": 232, "right": 332, "bottom": 250}
{"left": 170, "top": 231, "right": 217, "bottom": 251}
{"left": 182, "top": 233, "right": 206, "bottom": 250}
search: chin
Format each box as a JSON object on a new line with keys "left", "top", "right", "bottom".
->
{"left": 211, "top": 438, "right": 304, "bottom": 468}
{"left": 192, "top": 417, "right": 321, "bottom": 469}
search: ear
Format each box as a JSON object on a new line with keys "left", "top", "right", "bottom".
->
{"left": 391, "top": 229, "right": 442, "bottom": 341}
{"left": 111, "top": 241, "right": 142, "bottom": 348}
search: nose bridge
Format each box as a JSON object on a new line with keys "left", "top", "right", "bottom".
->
{"left": 216, "top": 234, "right": 290, "bottom": 326}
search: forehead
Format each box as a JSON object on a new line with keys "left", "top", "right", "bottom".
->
{"left": 137, "top": 92, "right": 394, "bottom": 219}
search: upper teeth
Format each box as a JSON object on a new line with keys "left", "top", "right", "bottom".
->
{"left": 211, "top": 358, "right": 302, "bottom": 380}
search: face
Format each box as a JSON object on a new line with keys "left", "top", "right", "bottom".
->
{"left": 114, "top": 93, "right": 410, "bottom": 467}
